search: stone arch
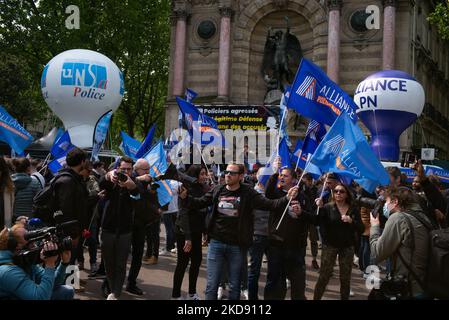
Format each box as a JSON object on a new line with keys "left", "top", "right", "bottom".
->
{"left": 231, "top": 0, "right": 328, "bottom": 104}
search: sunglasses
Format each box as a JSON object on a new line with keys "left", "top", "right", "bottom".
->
{"left": 334, "top": 189, "right": 346, "bottom": 194}
{"left": 224, "top": 170, "right": 240, "bottom": 176}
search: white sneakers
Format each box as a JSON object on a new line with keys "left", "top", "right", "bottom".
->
{"left": 186, "top": 293, "right": 201, "bottom": 300}
{"left": 217, "top": 286, "right": 225, "bottom": 300}
{"left": 171, "top": 293, "right": 201, "bottom": 300}
{"left": 159, "top": 249, "right": 170, "bottom": 256}
{"left": 241, "top": 289, "right": 249, "bottom": 300}
{"left": 106, "top": 293, "right": 118, "bottom": 300}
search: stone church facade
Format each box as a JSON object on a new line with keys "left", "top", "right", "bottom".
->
{"left": 165, "top": 0, "right": 449, "bottom": 160}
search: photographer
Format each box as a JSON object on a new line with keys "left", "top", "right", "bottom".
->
{"left": 99, "top": 156, "right": 142, "bottom": 300}
{"left": 0, "top": 224, "right": 74, "bottom": 300}
{"left": 126, "top": 159, "right": 160, "bottom": 296}
{"left": 369, "top": 187, "right": 431, "bottom": 299}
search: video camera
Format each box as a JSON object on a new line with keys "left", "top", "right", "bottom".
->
{"left": 356, "top": 194, "right": 385, "bottom": 218}
{"left": 13, "top": 220, "right": 78, "bottom": 268}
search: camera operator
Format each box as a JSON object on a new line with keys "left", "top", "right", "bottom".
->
{"left": 99, "top": 156, "right": 142, "bottom": 300}
{"left": 0, "top": 224, "right": 74, "bottom": 300}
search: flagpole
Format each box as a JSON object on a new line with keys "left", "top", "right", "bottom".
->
{"left": 194, "top": 143, "right": 214, "bottom": 185}
{"left": 315, "top": 174, "right": 329, "bottom": 216}
{"left": 38, "top": 152, "right": 52, "bottom": 174}
{"left": 275, "top": 156, "right": 312, "bottom": 231}
{"left": 294, "top": 150, "right": 302, "bottom": 172}
{"left": 277, "top": 103, "right": 287, "bottom": 157}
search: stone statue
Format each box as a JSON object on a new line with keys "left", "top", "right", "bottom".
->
{"left": 261, "top": 16, "right": 303, "bottom": 103}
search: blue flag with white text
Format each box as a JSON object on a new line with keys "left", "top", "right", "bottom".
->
{"left": 308, "top": 112, "right": 389, "bottom": 193}
{"left": 0, "top": 105, "right": 33, "bottom": 155}
{"left": 287, "top": 59, "right": 358, "bottom": 126}
{"left": 91, "top": 110, "right": 112, "bottom": 161}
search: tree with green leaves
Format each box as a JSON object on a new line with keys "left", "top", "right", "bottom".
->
{"left": 0, "top": 0, "right": 170, "bottom": 147}
{"left": 428, "top": 1, "right": 449, "bottom": 41}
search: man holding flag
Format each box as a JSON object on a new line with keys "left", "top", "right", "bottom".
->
{"left": 179, "top": 162, "right": 299, "bottom": 300}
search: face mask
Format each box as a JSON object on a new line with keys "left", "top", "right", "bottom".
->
{"left": 383, "top": 202, "right": 393, "bottom": 219}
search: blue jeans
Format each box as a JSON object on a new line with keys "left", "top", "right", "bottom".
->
{"left": 247, "top": 235, "right": 269, "bottom": 300}
{"left": 358, "top": 235, "right": 371, "bottom": 272}
{"left": 206, "top": 239, "right": 244, "bottom": 300}
{"left": 264, "top": 246, "right": 307, "bottom": 300}
{"left": 51, "top": 285, "right": 74, "bottom": 300}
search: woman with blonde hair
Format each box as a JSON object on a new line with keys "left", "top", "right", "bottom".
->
{"left": 0, "top": 157, "right": 14, "bottom": 228}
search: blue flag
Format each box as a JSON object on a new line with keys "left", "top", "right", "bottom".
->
{"left": 51, "top": 131, "right": 75, "bottom": 159}
{"left": 54, "top": 128, "right": 65, "bottom": 144}
{"left": 120, "top": 131, "right": 141, "bottom": 160}
{"left": 48, "top": 155, "right": 67, "bottom": 174}
{"left": 287, "top": 59, "right": 358, "bottom": 126}
{"left": 0, "top": 105, "right": 33, "bottom": 155}
{"left": 185, "top": 88, "right": 198, "bottom": 103}
{"left": 143, "top": 140, "right": 168, "bottom": 178}
{"left": 179, "top": 88, "right": 198, "bottom": 128}
{"left": 258, "top": 150, "right": 278, "bottom": 187}
{"left": 156, "top": 180, "right": 174, "bottom": 207}
{"left": 176, "top": 97, "right": 225, "bottom": 147}
{"left": 308, "top": 112, "right": 389, "bottom": 193}
{"left": 91, "top": 110, "right": 113, "bottom": 161}
{"left": 291, "top": 139, "right": 303, "bottom": 165}
{"left": 135, "top": 124, "right": 156, "bottom": 159}
{"left": 398, "top": 166, "right": 449, "bottom": 184}
{"left": 278, "top": 137, "right": 292, "bottom": 168}
{"left": 294, "top": 120, "right": 327, "bottom": 170}
{"left": 279, "top": 89, "right": 292, "bottom": 147}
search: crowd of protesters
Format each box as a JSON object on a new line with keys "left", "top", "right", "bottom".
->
{"left": 0, "top": 148, "right": 447, "bottom": 300}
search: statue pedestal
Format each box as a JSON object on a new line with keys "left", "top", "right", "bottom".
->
{"left": 264, "top": 89, "right": 283, "bottom": 105}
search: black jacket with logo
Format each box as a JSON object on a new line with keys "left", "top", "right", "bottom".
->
{"left": 181, "top": 183, "right": 289, "bottom": 248}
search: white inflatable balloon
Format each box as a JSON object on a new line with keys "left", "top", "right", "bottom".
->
{"left": 41, "top": 49, "right": 124, "bottom": 148}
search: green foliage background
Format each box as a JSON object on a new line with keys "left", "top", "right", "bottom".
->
{"left": 0, "top": 0, "right": 170, "bottom": 150}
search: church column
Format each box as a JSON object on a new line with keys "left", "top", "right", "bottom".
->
{"left": 172, "top": 10, "right": 188, "bottom": 97}
{"left": 327, "top": 0, "right": 342, "bottom": 83}
{"left": 217, "top": 7, "right": 234, "bottom": 99}
{"left": 382, "top": 0, "right": 397, "bottom": 70}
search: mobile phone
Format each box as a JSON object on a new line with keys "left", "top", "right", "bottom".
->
{"left": 115, "top": 171, "right": 128, "bottom": 182}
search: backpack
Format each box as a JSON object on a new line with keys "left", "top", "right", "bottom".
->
{"left": 31, "top": 172, "right": 73, "bottom": 226}
{"left": 400, "top": 211, "right": 449, "bottom": 299}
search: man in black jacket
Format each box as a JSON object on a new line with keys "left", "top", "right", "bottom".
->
{"left": 99, "top": 156, "right": 142, "bottom": 300}
{"left": 264, "top": 168, "right": 311, "bottom": 300}
{"left": 53, "top": 147, "right": 89, "bottom": 239}
{"left": 180, "top": 162, "right": 298, "bottom": 300}
{"left": 126, "top": 158, "right": 160, "bottom": 296}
